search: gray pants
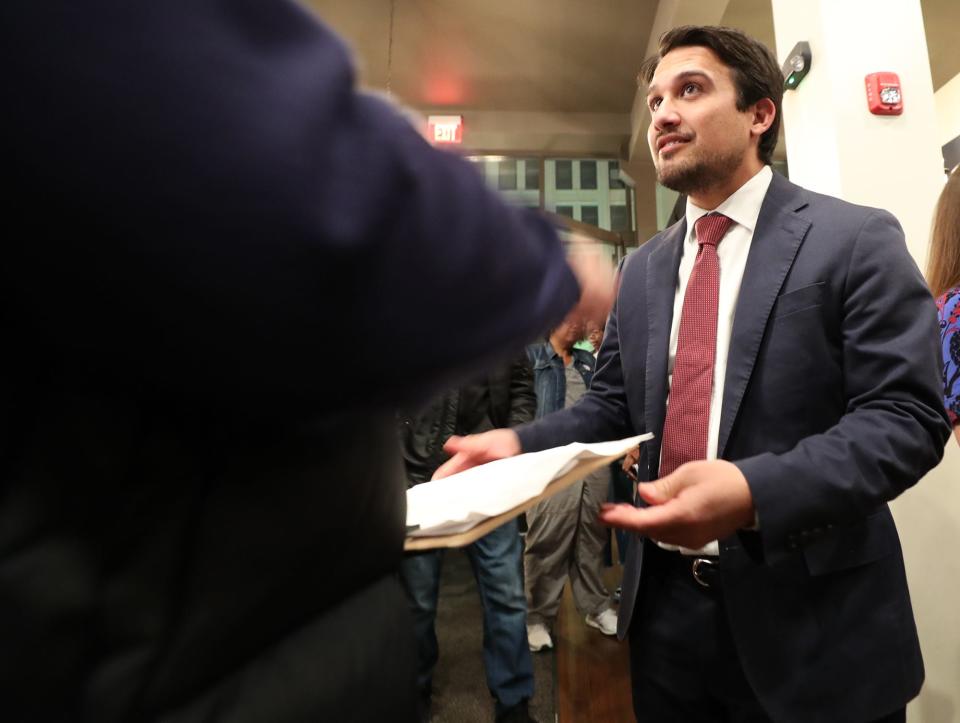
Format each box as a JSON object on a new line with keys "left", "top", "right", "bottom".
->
{"left": 524, "top": 467, "right": 611, "bottom": 625}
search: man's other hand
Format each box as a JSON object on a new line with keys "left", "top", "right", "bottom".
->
{"left": 433, "top": 429, "right": 522, "bottom": 479}
{"left": 598, "top": 460, "right": 755, "bottom": 549}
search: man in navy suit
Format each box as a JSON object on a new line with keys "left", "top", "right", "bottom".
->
{"left": 440, "top": 26, "right": 950, "bottom": 722}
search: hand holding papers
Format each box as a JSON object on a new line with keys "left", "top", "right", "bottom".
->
{"left": 435, "top": 427, "right": 523, "bottom": 480}
{"left": 405, "top": 434, "right": 652, "bottom": 550}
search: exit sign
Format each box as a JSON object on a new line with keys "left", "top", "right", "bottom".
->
{"left": 427, "top": 115, "right": 463, "bottom": 144}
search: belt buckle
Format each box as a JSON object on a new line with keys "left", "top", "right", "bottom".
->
{"left": 691, "top": 557, "right": 717, "bottom": 588}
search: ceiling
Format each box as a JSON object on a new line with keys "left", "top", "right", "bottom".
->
{"left": 306, "top": 0, "right": 958, "bottom": 155}
{"left": 921, "top": 0, "right": 960, "bottom": 90}
{"left": 306, "top": 0, "right": 658, "bottom": 114}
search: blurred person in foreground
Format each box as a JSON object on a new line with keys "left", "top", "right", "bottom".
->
{"left": 523, "top": 317, "right": 617, "bottom": 653}
{"left": 927, "top": 166, "right": 960, "bottom": 445}
{"left": 398, "top": 355, "right": 538, "bottom": 723}
{"left": 438, "top": 25, "right": 950, "bottom": 723}
{"left": 0, "top": 2, "right": 613, "bottom": 721}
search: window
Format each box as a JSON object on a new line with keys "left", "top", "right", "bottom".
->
{"left": 610, "top": 205, "right": 629, "bottom": 232}
{"left": 608, "top": 161, "right": 625, "bottom": 189}
{"left": 524, "top": 159, "right": 540, "bottom": 190}
{"left": 555, "top": 205, "right": 574, "bottom": 219}
{"left": 555, "top": 160, "right": 573, "bottom": 190}
{"left": 580, "top": 160, "right": 597, "bottom": 190}
{"left": 497, "top": 160, "right": 517, "bottom": 191}
{"left": 580, "top": 205, "right": 599, "bottom": 227}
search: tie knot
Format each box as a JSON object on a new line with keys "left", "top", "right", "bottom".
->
{"left": 694, "top": 213, "right": 733, "bottom": 248}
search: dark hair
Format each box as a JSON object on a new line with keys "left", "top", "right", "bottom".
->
{"left": 638, "top": 25, "right": 783, "bottom": 165}
{"left": 927, "top": 166, "right": 960, "bottom": 299}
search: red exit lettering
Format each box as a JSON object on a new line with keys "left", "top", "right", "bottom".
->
{"left": 427, "top": 115, "right": 463, "bottom": 144}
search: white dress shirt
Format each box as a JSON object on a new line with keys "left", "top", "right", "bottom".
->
{"left": 659, "top": 165, "right": 773, "bottom": 556}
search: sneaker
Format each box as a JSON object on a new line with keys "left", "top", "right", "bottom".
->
{"left": 585, "top": 608, "right": 618, "bottom": 636}
{"left": 526, "top": 622, "right": 553, "bottom": 652}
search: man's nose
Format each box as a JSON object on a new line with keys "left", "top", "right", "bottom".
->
{"left": 651, "top": 100, "right": 680, "bottom": 130}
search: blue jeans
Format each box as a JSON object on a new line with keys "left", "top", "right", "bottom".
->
{"left": 399, "top": 519, "right": 534, "bottom": 713}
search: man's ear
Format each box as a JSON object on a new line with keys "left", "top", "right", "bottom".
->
{"left": 750, "top": 98, "right": 776, "bottom": 139}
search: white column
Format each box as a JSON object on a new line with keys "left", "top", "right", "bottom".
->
{"left": 771, "top": 0, "right": 943, "bottom": 263}
{"left": 770, "top": 2, "right": 959, "bottom": 721}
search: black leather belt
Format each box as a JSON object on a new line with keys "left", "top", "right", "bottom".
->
{"left": 644, "top": 540, "right": 722, "bottom": 589}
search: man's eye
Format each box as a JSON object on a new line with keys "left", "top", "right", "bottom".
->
{"left": 681, "top": 83, "right": 699, "bottom": 96}
{"left": 649, "top": 97, "right": 662, "bottom": 111}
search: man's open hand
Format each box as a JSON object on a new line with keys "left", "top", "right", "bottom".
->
{"left": 598, "top": 460, "right": 755, "bottom": 549}
{"left": 433, "top": 429, "right": 522, "bottom": 479}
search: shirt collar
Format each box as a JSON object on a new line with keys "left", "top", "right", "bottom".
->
{"left": 544, "top": 341, "right": 590, "bottom": 364}
{"left": 683, "top": 165, "right": 774, "bottom": 240}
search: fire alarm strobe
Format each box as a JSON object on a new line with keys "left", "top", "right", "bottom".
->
{"left": 865, "top": 72, "right": 903, "bottom": 115}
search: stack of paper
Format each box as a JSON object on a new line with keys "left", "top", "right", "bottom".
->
{"left": 405, "top": 434, "right": 652, "bottom": 549}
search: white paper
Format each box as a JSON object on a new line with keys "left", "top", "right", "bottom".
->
{"left": 406, "top": 434, "right": 652, "bottom": 538}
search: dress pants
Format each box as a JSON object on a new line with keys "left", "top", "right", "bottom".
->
{"left": 628, "top": 540, "right": 906, "bottom": 723}
{"left": 399, "top": 518, "right": 533, "bottom": 715}
{"left": 525, "top": 467, "right": 611, "bottom": 624}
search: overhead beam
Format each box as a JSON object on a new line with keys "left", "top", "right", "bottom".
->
{"left": 416, "top": 109, "right": 631, "bottom": 156}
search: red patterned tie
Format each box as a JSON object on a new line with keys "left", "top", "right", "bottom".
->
{"left": 659, "top": 213, "right": 734, "bottom": 477}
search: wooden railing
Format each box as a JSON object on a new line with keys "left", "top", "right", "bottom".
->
{"left": 545, "top": 211, "right": 633, "bottom": 260}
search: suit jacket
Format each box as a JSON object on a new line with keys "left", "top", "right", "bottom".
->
{"left": 1, "top": 2, "right": 578, "bottom": 720}
{"left": 517, "top": 172, "right": 950, "bottom": 722}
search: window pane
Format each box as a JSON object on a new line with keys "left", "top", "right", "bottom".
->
{"left": 581, "top": 205, "right": 599, "bottom": 226}
{"left": 556, "top": 205, "right": 574, "bottom": 219}
{"left": 580, "top": 161, "right": 597, "bottom": 190}
{"left": 610, "top": 205, "right": 629, "bottom": 232}
{"left": 555, "top": 160, "right": 573, "bottom": 190}
{"left": 608, "top": 161, "right": 625, "bottom": 189}
{"left": 497, "top": 160, "right": 517, "bottom": 190}
{"left": 524, "top": 159, "right": 540, "bottom": 190}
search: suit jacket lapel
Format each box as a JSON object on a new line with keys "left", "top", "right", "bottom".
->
{"left": 717, "top": 173, "right": 812, "bottom": 458}
{"left": 644, "top": 220, "right": 685, "bottom": 479}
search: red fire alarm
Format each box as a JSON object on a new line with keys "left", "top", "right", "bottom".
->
{"left": 865, "top": 72, "right": 903, "bottom": 115}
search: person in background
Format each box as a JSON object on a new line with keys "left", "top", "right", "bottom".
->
{"left": 523, "top": 317, "right": 618, "bottom": 653}
{"left": 398, "top": 355, "right": 538, "bottom": 723}
{"left": 586, "top": 320, "right": 605, "bottom": 356}
{"left": 588, "top": 317, "right": 631, "bottom": 592}
{"left": 1, "top": 2, "right": 614, "bottom": 721}
{"left": 439, "top": 25, "right": 948, "bottom": 723}
{"left": 927, "top": 165, "right": 960, "bottom": 444}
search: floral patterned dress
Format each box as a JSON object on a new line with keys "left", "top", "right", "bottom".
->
{"left": 936, "top": 287, "right": 960, "bottom": 425}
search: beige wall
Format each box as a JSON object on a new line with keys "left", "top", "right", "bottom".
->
{"left": 935, "top": 72, "right": 960, "bottom": 149}
{"left": 898, "top": 441, "right": 960, "bottom": 722}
